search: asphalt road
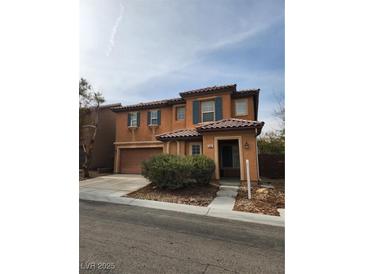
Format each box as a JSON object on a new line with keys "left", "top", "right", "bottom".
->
{"left": 80, "top": 200, "right": 284, "bottom": 274}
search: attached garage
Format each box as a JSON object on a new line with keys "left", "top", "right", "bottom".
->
{"left": 119, "top": 147, "right": 162, "bottom": 174}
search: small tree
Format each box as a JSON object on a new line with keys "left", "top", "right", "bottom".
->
{"left": 258, "top": 92, "right": 285, "bottom": 155}
{"left": 274, "top": 92, "right": 285, "bottom": 138}
{"left": 79, "top": 78, "right": 105, "bottom": 178}
{"left": 257, "top": 131, "right": 285, "bottom": 154}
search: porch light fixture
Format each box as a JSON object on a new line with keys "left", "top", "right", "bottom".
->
{"left": 244, "top": 141, "right": 249, "bottom": 149}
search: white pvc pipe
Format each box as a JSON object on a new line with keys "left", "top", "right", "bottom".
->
{"left": 246, "top": 159, "right": 251, "bottom": 199}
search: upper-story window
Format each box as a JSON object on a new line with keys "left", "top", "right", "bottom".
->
{"left": 129, "top": 112, "right": 138, "bottom": 127}
{"left": 201, "top": 100, "right": 215, "bottom": 122}
{"left": 235, "top": 99, "right": 248, "bottom": 116}
{"left": 176, "top": 106, "right": 185, "bottom": 120}
{"left": 149, "top": 110, "right": 158, "bottom": 125}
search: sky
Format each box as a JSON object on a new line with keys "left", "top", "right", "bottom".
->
{"left": 80, "top": 0, "right": 284, "bottom": 133}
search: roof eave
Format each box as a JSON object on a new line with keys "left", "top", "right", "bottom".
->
{"left": 156, "top": 135, "right": 202, "bottom": 142}
{"left": 179, "top": 85, "right": 237, "bottom": 98}
{"left": 197, "top": 126, "right": 262, "bottom": 133}
{"left": 111, "top": 99, "right": 185, "bottom": 113}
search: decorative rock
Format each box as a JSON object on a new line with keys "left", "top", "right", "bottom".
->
{"left": 256, "top": 188, "right": 269, "bottom": 194}
{"left": 260, "top": 184, "right": 274, "bottom": 189}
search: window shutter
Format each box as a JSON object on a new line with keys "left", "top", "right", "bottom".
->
{"left": 193, "top": 100, "right": 200, "bottom": 124}
{"left": 215, "top": 97, "right": 223, "bottom": 121}
{"left": 147, "top": 111, "right": 151, "bottom": 125}
{"left": 127, "top": 113, "right": 131, "bottom": 127}
{"left": 137, "top": 112, "right": 140, "bottom": 126}
{"left": 157, "top": 110, "right": 161, "bottom": 125}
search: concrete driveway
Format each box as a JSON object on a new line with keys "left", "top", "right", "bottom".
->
{"left": 79, "top": 174, "right": 149, "bottom": 201}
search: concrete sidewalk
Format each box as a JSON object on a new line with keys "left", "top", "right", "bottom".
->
{"left": 208, "top": 185, "right": 239, "bottom": 210}
{"left": 79, "top": 177, "right": 284, "bottom": 227}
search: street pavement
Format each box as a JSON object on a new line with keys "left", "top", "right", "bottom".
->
{"left": 80, "top": 200, "right": 284, "bottom": 274}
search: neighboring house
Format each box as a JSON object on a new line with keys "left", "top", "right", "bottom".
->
{"left": 111, "top": 84, "right": 264, "bottom": 182}
{"left": 79, "top": 103, "right": 121, "bottom": 171}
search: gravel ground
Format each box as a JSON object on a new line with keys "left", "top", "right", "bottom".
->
{"left": 234, "top": 179, "right": 285, "bottom": 216}
{"left": 128, "top": 183, "right": 219, "bottom": 207}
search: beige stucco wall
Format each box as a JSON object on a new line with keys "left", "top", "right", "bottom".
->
{"left": 169, "top": 141, "right": 177, "bottom": 155}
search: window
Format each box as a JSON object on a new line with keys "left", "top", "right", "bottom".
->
{"left": 191, "top": 144, "right": 201, "bottom": 155}
{"left": 149, "top": 110, "right": 158, "bottom": 125}
{"left": 235, "top": 99, "right": 248, "bottom": 116}
{"left": 201, "top": 100, "right": 215, "bottom": 122}
{"left": 176, "top": 106, "right": 185, "bottom": 120}
{"left": 130, "top": 112, "right": 138, "bottom": 127}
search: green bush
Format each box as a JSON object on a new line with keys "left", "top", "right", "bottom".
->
{"left": 141, "top": 154, "right": 215, "bottom": 189}
{"left": 141, "top": 154, "right": 175, "bottom": 180}
{"left": 188, "top": 155, "right": 216, "bottom": 185}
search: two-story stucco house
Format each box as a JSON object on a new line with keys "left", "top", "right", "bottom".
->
{"left": 111, "top": 84, "right": 264, "bottom": 182}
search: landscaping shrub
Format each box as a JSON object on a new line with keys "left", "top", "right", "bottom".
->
{"left": 141, "top": 154, "right": 193, "bottom": 189}
{"left": 141, "top": 154, "right": 175, "bottom": 180}
{"left": 141, "top": 154, "right": 215, "bottom": 189}
{"left": 188, "top": 155, "right": 215, "bottom": 185}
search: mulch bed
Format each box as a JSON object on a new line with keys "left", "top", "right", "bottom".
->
{"left": 233, "top": 181, "right": 285, "bottom": 216}
{"left": 127, "top": 184, "right": 219, "bottom": 207}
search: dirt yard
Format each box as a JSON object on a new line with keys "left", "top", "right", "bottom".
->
{"left": 128, "top": 183, "right": 219, "bottom": 207}
{"left": 234, "top": 178, "right": 285, "bottom": 216}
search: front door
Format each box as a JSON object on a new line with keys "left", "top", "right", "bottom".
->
{"left": 219, "top": 140, "right": 240, "bottom": 178}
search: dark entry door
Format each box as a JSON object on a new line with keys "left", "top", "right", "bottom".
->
{"left": 219, "top": 141, "right": 240, "bottom": 178}
{"left": 222, "top": 146, "right": 233, "bottom": 168}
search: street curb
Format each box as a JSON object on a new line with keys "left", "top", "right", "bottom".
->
{"left": 79, "top": 192, "right": 285, "bottom": 227}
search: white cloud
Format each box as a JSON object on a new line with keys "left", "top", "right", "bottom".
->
{"left": 106, "top": 3, "right": 125, "bottom": 57}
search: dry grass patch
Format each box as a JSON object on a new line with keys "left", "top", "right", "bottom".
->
{"left": 128, "top": 184, "right": 219, "bottom": 207}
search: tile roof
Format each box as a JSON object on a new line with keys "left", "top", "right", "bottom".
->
{"left": 98, "top": 103, "right": 122, "bottom": 109}
{"left": 156, "top": 119, "right": 265, "bottom": 141}
{"left": 155, "top": 128, "right": 201, "bottom": 141}
{"left": 196, "top": 118, "right": 264, "bottom": 134}
{"left": 179, "top": 84, "right": 237, "bottom": 97}
{"left": 111, "top": 85, "right": 260, "bottom": 114}
{"left": 83, "top": 103, "right": 121, "bottom": 111}
{"left": 111, "top": 97, "right": 184, "bottom": 112}
{"left": 232, "top": 89, "right": 260, "bottom": 98}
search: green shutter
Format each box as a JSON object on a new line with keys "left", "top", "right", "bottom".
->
{"left": 127, "top": 113, "right": 131, "bottom": 127}
{"left": 137, "top": 112, "right": 140, "bottom": 127}
{"left": 215, "top": 97, "right": 223, "bottom": 121}
{"left": 157, "top": 110, "right": 161, "bottom": 125}
{"left": 193, "top": 100, "right": 200, "bottom": 124}
{"left": 147, "top": 111, "right": 151, "bottom": 125}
